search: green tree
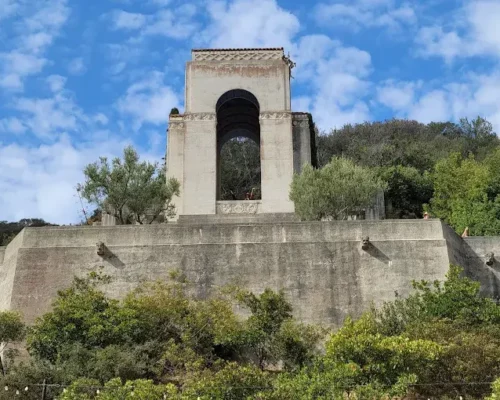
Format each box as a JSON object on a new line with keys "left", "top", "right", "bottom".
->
{"left": 181, "top": 362, "right": 271, "bottom": 400}
{"left": 378, "top": 165, "right": 433, "bottom": 218}
{"left": 290, "top": 157, "right": 386, "bottom": 221}
{"left": 429, "top": 152, "right": 500, "bottom": 235}
{"left": 79, "top": 146, "right": 180, "bottom": 224}
{"left": 0, "top": 312, "right": 25, "bottom": 376}
{"left": 488, "top": 377, "right": 500, "bottom": 400}
{"left": 27, "top": 271, "right": 136, "bottom": 362}
{"left": 325, "top": 314, "right": 441, "bottom": 390}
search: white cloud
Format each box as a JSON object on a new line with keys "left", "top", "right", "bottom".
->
{"left": 377, "top": 80, "right": 420, "bottom": 111}
{"left": 21, "top": 32, "right": 53, "bottom": 54}
{"left": 94, "top": 113, "right": 109, "bottom": 125}
{"left": 0, "top": 74, "right": 23, "bottom": 90}
{"left": 201, "top": 0, "right": 300, "bottom": 48}
{"left": 0, "top": 0, "right": 19, "bottom": 21}
{"left": 141, "top": 7, "right": 199, "bottom": 39}
{"left": 374, "top": 71, "right": 500, "bottom": 132}
{"left": 0, "top": 118, "right": 27, "bottom": 135}
{"left": 46, "top": 75, "right": 67, "bottom": 93}
{"left": 13, "top": 89, "right": 86, "bottom": 139}
{"left": 116, "top": 71, "right": 180, "bottom": 128}
{"left": 23, "top": 0, "right": 69, "bottom": 32}
{"left": 109, "top": 5, "right": 198, "bottom": 39}
{"left": 0, "top": 135, "right": 167, "bottom": 224}
{"left": 467, "top": 1, "right": 500, "bottom": 54}
{"left": 407, "top": 90, "right": 449, "bottom": 123}
{"left": 68, "top": 57, "right": 86, "bottom": 75}
{"left": 415, "top": 26, "right": 464, "bottom": 63}
{"left": 291, "top": 35, "right": 373, "bottom": 129}
{"left": 0, "top": 138, "right": 119, "bottom": 224}
{"left": 0, "top": 52, "right": 47, "bottom": 90}
{"left": 110, "top": 10, "right": 147, "bottom": 30}
{"left": 315, "top": 0, "right": 417, "bottom": 32}
{"left": 0, "top": 0, "right": 69, "bottom": 91}
{"left": 415, "top": 0, "right": 500, "bottom": 62}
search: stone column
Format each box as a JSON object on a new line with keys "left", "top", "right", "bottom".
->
{"left": 259, "top": 112, "right": 295, "bottom": 213}
{"left": 166, "top": 116, "right": 186, "bottom": 219}
{"left": 182, "top": 113, "right": 217, "bottom": 215}
{"left": 292, "top": 113, "right": 312, "bottom": 174}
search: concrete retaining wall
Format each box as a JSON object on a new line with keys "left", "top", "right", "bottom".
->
{"left": 1, "top": 220, "right": 496, "bottom": 327}
{"left": 0, "top": 230, "right": 25, "bottom": 311}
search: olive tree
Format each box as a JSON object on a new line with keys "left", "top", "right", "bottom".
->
{"left": 290, "top": 157, "right": 386, "bottom": 221}
{"left": 78, "top": 146, "right": 180, "bottom": 224}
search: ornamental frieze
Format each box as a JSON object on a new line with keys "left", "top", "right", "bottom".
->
{"left": 183, "top": 113, "right": 217, "bottom": 121}
{"left": 193, "top": 50, "right": 283, "bottom": 62}
{"left": 216, "top": 201, "right": 260, "bottom": 214}
{"left": 259, "top": 112, "right": 292, "bottom": 120}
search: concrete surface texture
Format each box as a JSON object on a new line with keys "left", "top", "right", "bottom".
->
{"left": 2, "top": 219, "right": 500, "bottom": 327}
{"left": 165, "top": 48, "right": 312, "bottom": 218}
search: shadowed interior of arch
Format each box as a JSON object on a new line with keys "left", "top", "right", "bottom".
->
{"left": 216, "top": 89, "right": 261, "bottom": 201}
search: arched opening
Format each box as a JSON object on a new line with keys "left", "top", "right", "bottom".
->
{"left": 216, "top": 89, "right": 261, "bottom": 200}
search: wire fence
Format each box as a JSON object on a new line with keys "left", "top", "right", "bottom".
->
{"left": 2, "top": 381, "right": 499, "bottom": 399}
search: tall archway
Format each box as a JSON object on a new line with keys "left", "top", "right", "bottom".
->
{"left": 216, "top": 89, "right": 261, "bottom": 200}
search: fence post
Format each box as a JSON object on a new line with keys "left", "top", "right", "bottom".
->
{"left": 41, "top": 379, "right": 46, "bottom": 400}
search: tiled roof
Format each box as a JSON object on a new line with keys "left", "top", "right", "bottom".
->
{"left": 192, "top": 48, "right": 284, "bottom": 52}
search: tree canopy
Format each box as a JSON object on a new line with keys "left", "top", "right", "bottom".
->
{"left": 79, "top": 146, "right": 180, "bottom": 224}
{"left": 290, "top": 157, "right": 386, "bottom": 220}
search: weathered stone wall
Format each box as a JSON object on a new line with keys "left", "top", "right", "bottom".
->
{"left": 1, "top": 220, "right": 488, "bottom": 328}
{"left": 0, "top": 230, "right": 25, "bottom": 311}
{"left": 461, "top": 236, "right": 500, "bottom": 299}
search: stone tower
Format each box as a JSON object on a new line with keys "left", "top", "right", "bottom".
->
{"left": 166, "top": 48, "right": 313, "bottom": 218}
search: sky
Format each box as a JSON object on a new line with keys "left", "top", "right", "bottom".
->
{"left": 1, "top": 0, "right": 500, "bottom": 224}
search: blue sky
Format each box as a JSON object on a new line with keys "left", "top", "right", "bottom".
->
{"left": 1, "top": 0, "right": 500, "bottom": 224}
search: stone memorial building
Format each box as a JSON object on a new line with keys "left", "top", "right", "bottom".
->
{"left": 166, "top": 48, "right": 314, "bottom": 218}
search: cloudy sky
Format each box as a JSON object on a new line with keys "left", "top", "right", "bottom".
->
{"left": 1, "top": 0, "right": 499, "bottom": 224}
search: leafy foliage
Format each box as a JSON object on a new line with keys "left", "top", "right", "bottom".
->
{"left": 79, "top": 146, "right": 180, "bottom": 224}
{"left": 27, "top": 271, "right": 136, "bottom": 363}
{"left": 429, "top": 152, "right": 500, "bottom": 235}
{"left": 377, "top": 165, "right": 433, "bottom": 219}
{"left": 290, "top": 157, "right": 386, "bottom": 220}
